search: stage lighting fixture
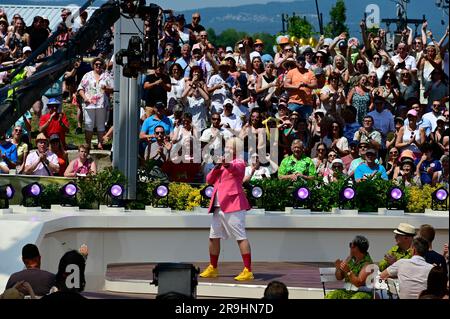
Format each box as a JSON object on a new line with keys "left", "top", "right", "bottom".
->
{"left": 61, "top": 182, "right": 77, "bottom": 198}
{"left": 339, "top": 186, "right": 356, "bottom": 209}
{"left": 293, "top": 186, "right": 311, "bottom": 209}
{"left": 250, "top": 186, "right": 264, "bottom": 199}
{"left": 387, "top": 187, "right": 405, "bottom": 210}
{"left": 431, "top": 187, "right": 449, "bottom": 211}
{"left": 0, "top": 184, "right": 15, "bottom": 209}
{"left": 109, "top": 184, "right": 124, "bottom": 198}
{"left": 153, "top": 184, "right": 169, "bottom": 208}
{"left": 21, "top": 182, "right": 43, "bottom": 207}
{"left": 60, "top": 182, "right": 78, "bottom": 207}
{"left": 200, "top": 185, "right": 214, "bottom": 208}
{"left": 152, "top": 263, "right": 199, "bottom": 299}
{"left": 106, "top": 184, "right": 125, "bottom": 207}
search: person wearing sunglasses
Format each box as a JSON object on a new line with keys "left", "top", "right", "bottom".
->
{"left": 185, "top": 13, "right": 205, "bottom": 45}
{"left": 326, "top": 235, "right": 373, "bottom": 299}
{"left": 0, "top": 130, "right": 18, "bottom": 171}
{"left": 348, "top": 141, "right": 380, "bottom": 177}
{"left": 396, "top": 108, "right": 426, "bottom": 159}
{"left": 8, "top": 125, "right": 28, "bottom": 174}
{"left": 354, "top": 148, "right": 388, "bottom": 182}
{"left": 144, "top": 125, "right": 172, "bottom": 163}
{"left": 77, "top": 57, "right": 113, "bottom": 150}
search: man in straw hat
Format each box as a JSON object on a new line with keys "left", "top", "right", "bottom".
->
{"left": 378, "top": 223, "right": 416, "bottom": 271}
{"left": 23, "top": 133, "right": 59, "bottom": 176}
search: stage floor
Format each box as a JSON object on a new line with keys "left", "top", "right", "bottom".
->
{"left": 105, "top": 262, "right": 343, "bottom": 298}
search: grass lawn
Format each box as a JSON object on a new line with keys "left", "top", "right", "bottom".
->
{"left": 30, "top": 102, "right": 111, "bottom": 150}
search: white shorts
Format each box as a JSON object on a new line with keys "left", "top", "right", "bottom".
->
{"left": 209, "top": 209, "right": 247, "bottom": 240}
{"left": 83, "top": 108, "right": 106, "bottom": 132}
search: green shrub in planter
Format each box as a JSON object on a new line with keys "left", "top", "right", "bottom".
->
{"left": 77, "top": 168, "right": 127, "bottom": 209}
{"left": 39, "top": 183, "right": 61, "bottom": 209}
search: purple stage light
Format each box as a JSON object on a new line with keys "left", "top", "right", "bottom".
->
{"left": 62, "top": 183, "right": 77, "bottom": 197}
{"left": 109, "top": 184, "right": 124, "bottom": 198}
{"left": 342, "top": 187, "right": 355, "bottom": 200}
{"left": 435, "top": 188, "right": 448, "bottom": 201}
{"left": 5, "top": 185, "right": 15, "bottom": 199}
{"left": 251, "top": 186, "right": 263, "bottom": 199}
{"left": 389, "top": 187, "right": 403, "bottom": 200}
{"left": 24, "top": 183, "right": 42, "bottom": 197}
{"left": 0, "top": 184, "right": 15, "bottom": 200}
{"left": 155, "top": 185, "right": 169, "bottom": 198}
{"left": 297, "top": 187, "right": 310, "bottom": 200}
{"left": 202, "top": 185, "right": 214, "bottom": 199}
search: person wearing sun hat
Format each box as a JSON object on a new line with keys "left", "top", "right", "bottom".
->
{"left": 23, "top": 133, "right": 59, "bottom": 176}
{"left": 378, "top": 223, "right": 415, "bottom": 271}
{"left": 394, "top": 156, "right": 421, "bottom": 187}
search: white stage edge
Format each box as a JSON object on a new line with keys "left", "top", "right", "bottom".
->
{"left": 0, "top": 206, "right": 448, "bottom": 295}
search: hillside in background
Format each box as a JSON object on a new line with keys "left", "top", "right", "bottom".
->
{"left": 3, "top": 0, "right": 447, "bottom": 37}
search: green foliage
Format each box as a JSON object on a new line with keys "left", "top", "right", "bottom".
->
{"left": 354, "top": 179, "right": 401, "bottom": 212}
{"left": 77, "top": 168, "right": 127, "bottom": 208}
{"left": 288, "top": 16, "right": 315, "bottom": 39}
{"left": 206, "top": 28, "right": 217, "bottom": 44}
{"left": 250, "top": 179, "right": 294, "bottom": 211}
{"left": 407, "top": 184, "right": 448, "bottom": 213}
{"left": 324, "top": 0, "right": 349, "bottom": 37}
{"left": 39, "top": 183, "right": 61, "bottom": 209}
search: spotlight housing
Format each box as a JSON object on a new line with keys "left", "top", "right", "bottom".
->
{"left": 21, "top": 182, "right": 43, "bottom": 207}
{"left": 200, "top": 185, "right": 214, "bottom": 199}
{"left": 0, "top": 184, "right": 15, "bottom": 209}
{"left": 339, "top": 186, "right": 356, "bottom": 209}
{"left": 387, "top": 187, "right": 405, "bottom": 210}
{"left": 0, "top": 184, "right": 15, "bottom": 200}
{"left": 61, "top": 182, "right": 77, "bottom": 198}
{"left": 293, "top": 186, "right": 311, "bottom": 209}
{"left": 153, "top": 184, "right": 169, "bottom": 208}
{"left": 431, "top": 187, "right": 449, "bottom": 211}
{"left": 109, "top": 184, "right": 124, "bottom": 198}
{"left": 200, "top": 185, "right": 214, "bottom": 208}
{"left": 250, "top": 186, "right": 264, "bottom": 199}
{"left": 60, "top": 182, "right": 78, "bottom": 206}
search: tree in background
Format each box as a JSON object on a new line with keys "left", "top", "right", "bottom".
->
{"left": 287, "top": 16, "right": 315, "bottom": 38}
{"left": 324, "top": 0, "right": 349, "bottom": 37}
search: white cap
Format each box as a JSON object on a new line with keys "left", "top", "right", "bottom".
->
{"left": 323, "top": 38, "right": 333, "bottom": 46}
{"left": 249, "top": 51, "right": 261, "bottom": 62}
{"left": 23, "top": 46, "right": 32, "bottom": 53}
{"left": 223, "top": 98, "right": 233, "bottom": 106}
{"left": 226, "top": 46, "right": 233, "bottom": 53}
{"left": 331, "top": 158, "right": 344, "bottom": 165}
{"left": 238, "top": 43, "right": 244, "bottom": 49}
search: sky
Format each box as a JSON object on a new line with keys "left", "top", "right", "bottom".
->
{"left": 150, "top": 0, "right": 301, "bottom": 11}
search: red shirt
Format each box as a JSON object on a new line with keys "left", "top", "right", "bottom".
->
{"left": 39, "top": 113, "right": 69, "bottom": 146}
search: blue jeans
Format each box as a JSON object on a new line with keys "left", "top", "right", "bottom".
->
{"left": 287, "top": 103, "right": 313, "bottom": 119}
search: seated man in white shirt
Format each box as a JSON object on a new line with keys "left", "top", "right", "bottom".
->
{"left": 220, "top": 99, "right": 243, "bottom": 132}
{"left": 200, "top": 112, "right": 233, "bottom": 160}
{"left": 23, "top": 133, "right": 59, "bottom": 176}
{"left": 243, "top": 153, "right": 271, "bottom": 183}
{"left": 380, "top": 236, "right": 434, "bottom": 299}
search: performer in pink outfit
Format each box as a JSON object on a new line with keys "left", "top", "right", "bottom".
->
{"left": 200, "top": 137, "right": 254, "bottom": 281}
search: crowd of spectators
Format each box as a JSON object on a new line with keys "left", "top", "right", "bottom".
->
{"left": 0, "top": 8, "right": 448, "bottom": 191}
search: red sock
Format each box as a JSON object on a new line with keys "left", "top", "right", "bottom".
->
{"left": 241, "top": 253, "right": 252, "bottom": 271}
{"left": 210, "top": 254, "right": 219, "bottom": 268}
